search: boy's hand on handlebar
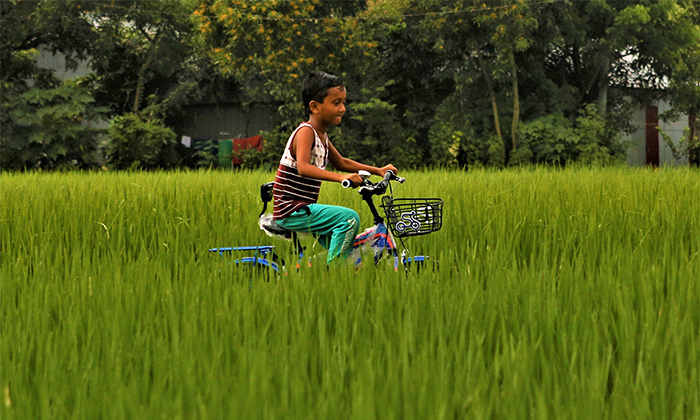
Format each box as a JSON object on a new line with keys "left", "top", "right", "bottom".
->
{"left": 342, "top": 173, "right": 363, "bottom": 187}
{"left": 378, "top": 164, "right": 398, "bottom": 177}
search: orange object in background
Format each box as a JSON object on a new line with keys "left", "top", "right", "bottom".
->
{"left": 232, "top": 135, "right": 263, "bottom": 165}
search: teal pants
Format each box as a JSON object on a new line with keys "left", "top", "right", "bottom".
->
{"left": 277, "top": 204, "right": 360, "bottom": 264}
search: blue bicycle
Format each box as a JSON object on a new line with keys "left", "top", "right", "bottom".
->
{"left": 210, "top": 170, "right": 443, "bottom": 274}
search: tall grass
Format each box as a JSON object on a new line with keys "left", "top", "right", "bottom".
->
{"left": 2, "top": 167, "right": 699, "bottom": 419}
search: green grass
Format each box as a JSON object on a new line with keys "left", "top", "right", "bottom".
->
{"left": 2, "top": 167, "right": 699, "bottom": 419}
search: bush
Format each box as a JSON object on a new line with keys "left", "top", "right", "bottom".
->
{"left": 1, "top": 80, "right": 107, "bottom": 170}
{"left": 515, "top": 105, "right": 624, "bottom": 167}
{"left": 105, "top": 113, "right": 180, "bottom": 170}
{"left": 516, "top": 114, "right": 576, "bottom": 165}
{"left": 574, "top": 105, "right": 623, "bottom": 165}
{"left": 234, "top": 147, "right": 267, "bottom": 170}
{"left": 428, "top": 102, "right": 485, "bottom": 168}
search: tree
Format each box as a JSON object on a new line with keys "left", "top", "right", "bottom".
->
{"left": 3, "top": 79, "right": 107, "bottom": 170}
{"left": 413, "top": 0, "right": 700, "bottom": 167}
{"left": 1, "top": 0, "right": 104, "bottom": 170}
{"left": 3, "top": 0, "right": 699, "bottom": 170}
{"left": 474, "top": 1, "right": 537, "bottom": 157}
{"left": 193, "top": 0, "right": 375, "bottom": 110}
{"left": 531, "top": 0, "right": 700, "bottom": 164}
{"left": 414, "top": 0, "right": 538, "bottom": 165}
{"left": 645, "top": 1, "right": 700, "bottom": 165}
{"left": 80, "top": 0, "right": 198, "bottom": 115}
{"left": 362, "top": 0, "right": 457, "bottom": 166}
{"left": 192, "top": 0, "right": 397, "bottom": 166}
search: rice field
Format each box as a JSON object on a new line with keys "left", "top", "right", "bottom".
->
{"left": 1, "top": 167, "right": 699, "bottom": 419}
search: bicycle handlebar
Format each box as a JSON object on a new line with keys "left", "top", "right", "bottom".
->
{"left": 342, "top": 170, "right": 405, "bottom": 195}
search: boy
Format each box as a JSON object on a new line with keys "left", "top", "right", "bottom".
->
{"left": 272, "top": 71, "right": 397, "bottom": 264}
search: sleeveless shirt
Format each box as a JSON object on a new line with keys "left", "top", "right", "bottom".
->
{"left": 272, "top": 122, "right": 330, "bottom": 220}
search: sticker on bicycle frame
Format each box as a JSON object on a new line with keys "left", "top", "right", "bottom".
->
{"left": 395, "top": 211, "right": 421, "bottom": 233}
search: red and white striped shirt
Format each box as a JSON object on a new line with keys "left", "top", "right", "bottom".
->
{"left": 273, "top": 123, "right": 330, "bottom": 220}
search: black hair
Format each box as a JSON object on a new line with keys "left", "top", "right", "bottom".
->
{"left": 302, "top": 71, "right": 344, "bottom": 115}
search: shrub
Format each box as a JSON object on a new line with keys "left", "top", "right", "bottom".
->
{"left": 105, "top": 113, "right": 180, "bottom": 170}
{"left": 428, "top": 103, "right": 485, "bottom": 168}
{"left": 234, "top": 147, "right": 266, "bottom": 170}
{"left": 515, "top": 114, "right": 576, "bottom": 165}
{"left": 660, "top": 124, "right": 700, "bottom": 167}
{"left": 1, "top": 80, "right": 107, "bottom": 170}
{"left": 515, "top": 105, "right": 624, "bottom": 166}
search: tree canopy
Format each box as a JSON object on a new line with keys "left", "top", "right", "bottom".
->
{"left": 2, "top": 0, "right": 699, "bottom": 170}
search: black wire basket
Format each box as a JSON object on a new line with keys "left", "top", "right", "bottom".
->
{"left": 381, "top": 197, "right": 443, "bottom": 238}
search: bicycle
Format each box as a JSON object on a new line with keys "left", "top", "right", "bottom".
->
{"left": 209, "top": 170, "right": 443, "bottom": 274}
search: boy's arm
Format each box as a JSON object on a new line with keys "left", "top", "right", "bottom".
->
{"left": 295, "top": 127, "right": 352, "bottom": 184}
{"left": 327, "top": 141, "right": 398, "bottom": 177}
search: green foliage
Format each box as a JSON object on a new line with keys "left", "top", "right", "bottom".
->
{"left": 473, "top": 0, "right": 538, "bottom": 73}
{"left": 193, "top": 0, "right": 376, "bottom": 104}
{"left": 344, "top": 83, "right": 423, "bottom": 168}
{"left": 1, "top": 0, "right": 203, "bottom": 171}
{"left": 660, "top": 124, "right": 700, "bottom": 166}
{"left": 0, "top": 0, "right": 104, "bottom": 170}
{"left": 105, "top": 112, "right": 179, "bottom": 170}
{"left": 234, "top": 147, "right": 267, "bottom": 170}
{"left": 514, "top": 114, "right": 577, "bottom": 166}
{"left": 191, "top": 139, "right": 220, "bottom": 168}
{"left": 368, "top": 3, "right": 455, "bottom": 165}
{"left": 82, "top": 0, "right": 197, "bottom": 115}
{"left": 1, "top": 79, "right": 107, "bottom": 170}
{"left": 514, "top": 105, "right": 624, "bottom": 166}
{"left": 258, "top": 128, "right": 289, "bottom": 169}
{"left": 428, "top": 108, "right": 479, "bottom": 169}
{"left": 193, "top": 0, "right": 406, "bottom": 170}
{"left": 2, "top": 0, "right": 700, "bottom": 171}
{"left": 416, "top": 0, "right": 700, "bottom": 167}
{"left": 575, "top": 105, "right": 623, "bottom": 166}
{"left": 428, "top": 83, "right": 506, "bottom": 169}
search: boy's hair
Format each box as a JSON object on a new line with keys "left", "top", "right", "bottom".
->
{"left": 302, "top": 71, "right": 344, "bottom": 115}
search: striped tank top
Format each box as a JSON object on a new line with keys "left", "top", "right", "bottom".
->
{"left": 272, "top": 122, "right": 330, "bottom": 220}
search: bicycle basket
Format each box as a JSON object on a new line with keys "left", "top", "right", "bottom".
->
{"left": 381, "top": 197, "right": 443, "bottom": 238}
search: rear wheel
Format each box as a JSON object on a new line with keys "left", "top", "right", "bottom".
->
{"left": 235, "top": 253, "right": 286, "bottom": 280}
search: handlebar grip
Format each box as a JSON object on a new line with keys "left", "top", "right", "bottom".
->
{"left": 383, "top": 170, "right": 405, "bottom": 183}
{"left": 341, "top": 179, "right": 353, "bottom": 189}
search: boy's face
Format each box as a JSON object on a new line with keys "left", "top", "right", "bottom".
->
{"left": 311, "top": 86, "right": 346, "bottom": 126}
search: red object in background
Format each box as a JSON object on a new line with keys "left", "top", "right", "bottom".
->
{"left": 232, "top": 135, "right": 263, "bottom": 165}
{"left": 646, "top": 106, "right": 659, "bottom": 167}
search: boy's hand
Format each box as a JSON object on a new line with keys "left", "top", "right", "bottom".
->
{"left": 379, "top": 164, "right": 398, "bottom": 176}
{"left": 342, "top": 173, "right": 364, "bottom": 187}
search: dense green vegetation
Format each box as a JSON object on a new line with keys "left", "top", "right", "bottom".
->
{"left": 2, "top": 168, "right": 699, "bottom": 418}
{"left": 2, "top": 0, "right": 699, "bottom": 170}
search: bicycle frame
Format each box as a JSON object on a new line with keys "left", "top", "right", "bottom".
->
{"left": 209, "top": 245, "right": 281, "bottom": 270}
{"left": 350, "top": 178, "right": 428, "bottom": 271}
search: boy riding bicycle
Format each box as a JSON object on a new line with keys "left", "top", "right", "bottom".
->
{"left": 272, "top": 71, "right": 397, "bottom": 264}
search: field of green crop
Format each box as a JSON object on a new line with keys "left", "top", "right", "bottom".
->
{"left": 2, "top": 167, "right": 699, "bottom": 419}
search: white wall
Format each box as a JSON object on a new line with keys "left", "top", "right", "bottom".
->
{"left": 35, "top": 47, "right": 91, "bottom": 79}
{"left": 624, "top": 102, "right": 690, "bottom": 167}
